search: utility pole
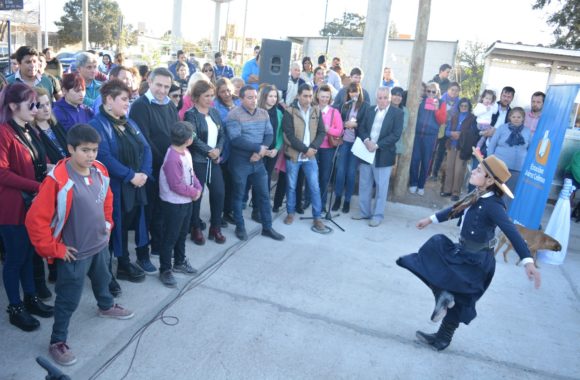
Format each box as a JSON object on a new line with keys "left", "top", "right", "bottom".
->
{"left": 82, "top": 0, "right": 89, "bottom": 50}
{"left": 360, "top": 0, "right": 393, "bottom": 102}
{"left": 393, "top": 0, "right": 432, "bottom": 199}
{"left": 172, "top": 0, "right": 183, "bottom": 53}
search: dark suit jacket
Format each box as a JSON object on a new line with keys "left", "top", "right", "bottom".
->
{"left": 358, "top": 105, "right": 404, "bottom": 167}
{"left": 491, "top": 102, "right": 511, "bottom": 127}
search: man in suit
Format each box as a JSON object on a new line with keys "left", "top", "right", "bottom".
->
{"left": 353, "top": 87, "right": 404, "bottom": 227}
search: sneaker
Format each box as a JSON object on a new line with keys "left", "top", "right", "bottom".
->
{"left": 417, "top": 188, "right": 425, "bottom": 196}
{"left": 173, "top": 259, "right": 198, "bottom": 275}
{"left": 312, "top": 219, "right": 329, "bottom": 234}
{"left": 98, "top": 304, "right": 135, "bottom": 319}
{"left": 159, "top": 270, "right": 177, "bottom": 288}
{"left": 284, "top": 213, "right": 294, "bottom": 225}
{"left": 409, "top": 186, "right": 417, "bottom": 194}
{"left": 135, "top": 259, "right": 158, "bottom": 275}
{"left": 341, "top": 201, "right": 350, "bottom": 214}
{"left": 116, "top": 263, "right": 146, "bottom": 283}
{"left": 368, "top": 219, "right": 382, "bottom": 227}
{"left": 351, "top": 213, "right": 370, "bottom": 220}
{"left": 223, "top": 212, "right": 236, "bottom": 225}
{"left": 49, "top": 342, "right": 77, "bottom": 366}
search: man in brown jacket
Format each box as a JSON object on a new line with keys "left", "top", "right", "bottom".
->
{"left": 282, "top": 84, "right": 329, "bottom": 233}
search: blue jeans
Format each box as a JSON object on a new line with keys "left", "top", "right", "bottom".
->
{"left": 51, "top": 246, "right": 113, "bottom": 344}
{"left": 333, "top": 141, "right": 358, "bottom": 202}
{"left": 286, "top": 158, "right": 322, "bottom": 219}
{"left": 317, "top": 147, "right": 336, "bottom": 208}
{"left": 0, "top": 225, "right": 35, "bottom": 305}
{"left": 409, "top": 134, "right": 437, "bottom": 189}
{"left": 229, "top": 157, "right": 272, "bottom": 229}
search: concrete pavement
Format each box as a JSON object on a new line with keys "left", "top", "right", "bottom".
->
{"left": 1, "top": 197, "right": 579, "bottom": 380}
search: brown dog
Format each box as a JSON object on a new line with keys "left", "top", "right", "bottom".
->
{"left": 494, "top": 224, "right": 562, "bottom": 267}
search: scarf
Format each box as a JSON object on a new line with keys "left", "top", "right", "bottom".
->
{"left": 506, "top": 123, "right": 525, "bottom": 147}
{"left": 448, "top": 188, "right": 487, "bottom": 218}
{"left": 8, "top": 119, "right": 47, "bottom": 182}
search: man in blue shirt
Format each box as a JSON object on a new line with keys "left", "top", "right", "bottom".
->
{"left": 214, "top": 52, "right": 234, "bottom": 80}
{"left": 168, "top": 50, "right": 196, "bottom": 80}
{"left": 242, "top": 53, "right": 260, "bottom": 90}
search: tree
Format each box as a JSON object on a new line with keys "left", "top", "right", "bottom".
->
{"left": 320, "top": 12, "right": 366, "bottom": 37}
{"left": 389, "top": 21, "right": 399, "bottom": 39}
{"left": 118, "top": 24, "right": 139, "bottom": 50}
{"left": 55, "top": 0, "right": 125, "bottom": 48}
{"left": 533, "top": 0, "right": 580, "bottom": 49}
{"left": 455, "top": 41, "right": 488, "bottom": 102}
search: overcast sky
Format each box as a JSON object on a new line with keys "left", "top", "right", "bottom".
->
{"left": 42, "top": 0, "right": 555, "bottom": 47}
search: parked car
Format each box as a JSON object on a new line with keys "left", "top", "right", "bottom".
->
{"left": 56, "top": 51, "right": 78, "bottom": 73}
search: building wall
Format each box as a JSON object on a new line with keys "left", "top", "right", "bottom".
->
{"left": 300, "top": 37, "right": 458, "bottom": 88}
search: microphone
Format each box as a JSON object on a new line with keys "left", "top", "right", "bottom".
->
{"left": 36, "top": 356, "right": 71, "bottom": 380}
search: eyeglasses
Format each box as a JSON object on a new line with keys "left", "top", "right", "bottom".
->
{"left": 203, "top": 69, "right": 213, "bottom": 73}
{"left": 170, "top": 94, "right": 182, "bottom": 99}
{"left": 426, "top": 90, "right": 437, "bottom": 94}
{"left": 28, "top": 102, "right": 41, "bottom": 110}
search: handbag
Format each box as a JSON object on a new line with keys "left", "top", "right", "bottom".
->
{"left": 326, "top": 108, "right": 343, "bottom": 148}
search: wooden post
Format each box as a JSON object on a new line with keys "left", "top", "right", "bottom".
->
{"left": 393, "top": 0, "right": 432, "bottom": 199}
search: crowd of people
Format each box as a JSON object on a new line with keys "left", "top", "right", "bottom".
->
{"left": 0, "top": 43, "right": 551, "bottom": 365}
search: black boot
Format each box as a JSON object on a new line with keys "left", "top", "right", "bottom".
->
{"left": 331, "top": 197, "right": 341, "bottom": 211}
{"left": 416, "top": 320, "right": 459, "bottom": 351}
{"left": 341, "top": 201, "right": 350, "bottom": 214}
{"left": 7, "top": 304, "right": 40, "bottom": 331}
{"left": 24, "top": 294, "right": 54, "bottom": 318}
{"left": 35, "top": 279, "right": 52, "bottom": 301}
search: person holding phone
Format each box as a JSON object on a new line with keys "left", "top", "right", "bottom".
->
{"left": 408, "top": 82, "right": 447, "bottom": 196}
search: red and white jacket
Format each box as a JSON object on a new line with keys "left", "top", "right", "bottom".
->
{"left": 25, "top": 158, "right": 114, "bottom": 261}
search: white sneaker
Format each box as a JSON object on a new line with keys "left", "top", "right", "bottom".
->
{"left": 417, "top": 188, "right": 425, "bottom": 196}
{"left": 409, "top": 186, "right": 417, "bottom": 194}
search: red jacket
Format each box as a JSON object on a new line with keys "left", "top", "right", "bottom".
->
{"left": 0, "top": 123, "right": 41, "bottom": 225}
{"left": 25, "top": 158, "right": 114, "bottom": 261}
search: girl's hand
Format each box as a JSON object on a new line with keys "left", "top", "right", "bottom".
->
{"left": 416, "top": 217, "right": 432, "bottom": 229}
{"left": 525, "top": 262, "right": 541, "bottom": 289}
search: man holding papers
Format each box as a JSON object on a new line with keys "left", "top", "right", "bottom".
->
{"left": 352, "top": 87, "right": 404, "bottom": 227}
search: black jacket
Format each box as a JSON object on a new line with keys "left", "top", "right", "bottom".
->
{"left": 491, "top": 102, "right": 511, "bottom": 127}
{"left": 183, "top": 106, "right": 225, "bottom": 164}
{"left": 358, "top": 105, "right": 404, "bottom": 167}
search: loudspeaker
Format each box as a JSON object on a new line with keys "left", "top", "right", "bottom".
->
{"left": 258, "top": 39, "right": 291, "bottom": 91}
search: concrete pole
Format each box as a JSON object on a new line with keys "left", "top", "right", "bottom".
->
{"left": 172, "top": 0, "right": 183, "bottom": 53}
{"left": 43, "top": 0, "right": 48, "bottom": 48}
{"left": 81, "top": 0, "right": 89, "bottom": 50}
{"left": 213, "top": 1, "right": 221, "bottom": 54}
{"left": 360, "top": 0, "right": 393, "bottom": 104}
{"left": 393, "top": 0, "right": 432, "bottom": 199}
{"left": 241, "top": 0, "right": 249, "bottom": 64}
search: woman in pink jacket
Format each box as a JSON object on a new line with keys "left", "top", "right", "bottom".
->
{"left": 315, "top": 84, "right": 343, "bottom": 211}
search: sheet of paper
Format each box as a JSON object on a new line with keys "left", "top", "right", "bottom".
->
{"left": 351, "top": 137, "right": 375, "bottom": 164}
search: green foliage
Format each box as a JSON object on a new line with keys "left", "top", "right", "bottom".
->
{"left": 456, "top": 41, "right": 488, "bottom": 102}
{"left": 118, "top": 24, "right": 139, "bottom": 50}
{"left": 533, "top": 0, "right": 580, "bottom": 49}
{"left": 55, "top": 0, "right": 126, "bottom": 48}
{"left": 320, "top": 12, "right": 366, "bottom": 37}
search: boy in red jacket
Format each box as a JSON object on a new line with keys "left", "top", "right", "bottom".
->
{"left": 25, "top": 124, "right": 134, "bottom": 366}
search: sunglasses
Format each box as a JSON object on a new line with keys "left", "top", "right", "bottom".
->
{"left": 426, "top": 90, "right": 437, "bottom": 94}
{"left": 203, "top": 69, "right": 213, "bottom": 73}
{"left": 170, "top": 94, "right": 182, "bottom": 99}
{"left": 28, "top": 102, "right": 41, "bottom": 110}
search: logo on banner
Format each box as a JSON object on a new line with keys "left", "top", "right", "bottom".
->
{"left": 522, "top": 130, "right": 552, "bottom": 189}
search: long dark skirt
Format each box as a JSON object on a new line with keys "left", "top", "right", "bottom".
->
{"left": 396, "top": 234, "right": 496, "bottom": 325}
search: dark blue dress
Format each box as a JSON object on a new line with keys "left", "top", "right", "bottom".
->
{"left": 397, "top": 193, "right": 532, "bottom": 325}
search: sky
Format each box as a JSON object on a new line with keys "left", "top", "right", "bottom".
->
{"left": 41, "top": 0, "right": 556, "bottom": 47}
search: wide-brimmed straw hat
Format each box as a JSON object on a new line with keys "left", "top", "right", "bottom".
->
{"left": 472, "top": 147, "right": 514, "bottom": 199}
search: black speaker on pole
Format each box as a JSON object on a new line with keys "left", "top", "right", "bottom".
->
{"left": 258, "top": 39, "right": 291, "bottom": 91}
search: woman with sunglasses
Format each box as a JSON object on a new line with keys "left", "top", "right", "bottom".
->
{"left": 408, "top": 81, "right": 447, "bottom": 196}
{"left": 31, "top": 87, "right": 69, "bottom": 296}
{"left": 52, "top": 72, "right": 94, "bottom": 132}
{"left": 0, "top": 82, "right": 54, "bottom": 332}
{"left": 169, "top": 81, "right": 183, "bottom": 111}
{"left": 201, "top": 63, "right": 216, "bottom": 86}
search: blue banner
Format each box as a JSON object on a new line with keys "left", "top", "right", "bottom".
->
{"left": 508, "top": 83, "right": 580, "bottom": 228}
